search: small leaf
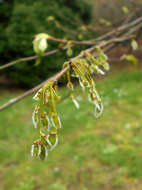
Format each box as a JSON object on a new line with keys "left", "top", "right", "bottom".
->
{"left": 67, "top": 82, "right": 74, "bottom": 91}
{"left": 122, "top": 54, "right": 138, "bottom": 65}
{"left": 41, "top": 134, "right": 52, "bottom": 149}
{"left": 92, "top": 65, "right": 105, "bottom": 75}
{"left": 31, "top": 143, "right": 39, "bottom": 157}
{"left": 122, "top": 6, "right": 129, "bottom": 14}
{"left": 131, "top": 39, "right": 138, "bottom": 51}
{"left": 33, "top": 89, "right": 43, "bottom": 101}
{"left": 51, "top": 113, "right": 62, "bottom": 129}
{"left": 39, "top": 145, "right": 48, "bottom": 160}
{"left": 48, "top": 133, "right": 58, "bottom": 150}
{"left": 41, "top": 113, "right": 50, "bottom": 131}
{"left": 67, "top": 47, "right": 73, "bottom": 57}
{"left": 35, "top": 57, "right": 41, "bottom": 66}
{"left": 103, "top": 62, "right": 110, "bottom": 71}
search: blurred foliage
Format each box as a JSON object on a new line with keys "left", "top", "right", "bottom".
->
{"left": 0, "top": 0, "right": 92, "bottom": 87}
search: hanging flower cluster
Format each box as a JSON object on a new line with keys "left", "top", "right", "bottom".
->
{"left": 32, "top": 35, "right": 110, "bottom": 159}
{"left": 31, "top": 81, "right": 61, "bottom": 160}
{"left": 63, "top": 46, "right": 109, "bottom": 117}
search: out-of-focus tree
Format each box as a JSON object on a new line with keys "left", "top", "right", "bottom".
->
{"left": 0, "top": 0, "right": 92, "bottom": 87}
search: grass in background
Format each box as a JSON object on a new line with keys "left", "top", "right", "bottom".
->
{"left": 0, "top": 68, "right": 142, "bottom": 190}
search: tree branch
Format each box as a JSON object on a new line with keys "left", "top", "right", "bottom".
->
{"left": 1, "top": 16, "right": 142, "bottom": 71}
{"left": 0, "top": 49, "right": 60, "bottom": 70}
{"left": 0, "top": 15, "right": 142, "bottom": 112}
{"left": 0, "top": 34, "right": 137, "bottom": 112}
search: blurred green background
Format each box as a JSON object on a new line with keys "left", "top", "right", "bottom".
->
{"left": 0, "top": 0, "right": 142, "bottom": 189}
{"left": 1, "top": 65, "right": 142, "bottom": 190}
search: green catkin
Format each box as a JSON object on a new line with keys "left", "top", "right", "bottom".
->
{"left": 31, "top": 46, "right": 109, "bottom": 159}
{"left": 32, "top": 81, "right": 61, "bottom": 160}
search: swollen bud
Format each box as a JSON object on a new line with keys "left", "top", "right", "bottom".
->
{"left": 33, "top": 33, "right": 49, "bottom": 55}
{"left": 103, "top": 62, "right": 110, "bottom": 71}
{"left": 67, "top": 82, "right": 74, "bottom": 91}
{"left": 41, "top": 112, "right": 50, "bottom": 131}
{"left": 41, "top": 134, "right": 52, "bottom": 149}
{"left": 39, "top": 145, "right": 48, "bottom": 160}
{"left": 131, "top": 39, "right": 138, "bottom": 51}
{"left": 48, "top": 133, "right": 58, "bottom": 150}
{"left": 83, "top": 80, "right": 89, "bottom": 87}
{"left": 33, "top": 89, "right": 43, "bottom": 101}
{"left": 51, "top": 113, "right": 62, "bottom": 129}
{"left": 31, "top": 142, "right": 39, "bottom": 157}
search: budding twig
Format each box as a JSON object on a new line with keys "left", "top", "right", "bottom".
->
{"left": 0, "top": 16, "right": 141, "bottom": 71}
{"left": 0, "top": 15, "right": 142, "bottom": 112}
{"left": 0, "top": 49, "right": 62, "bottom": 70}
{"left": 0, "top": 34, "right": 138, "bottom": 112}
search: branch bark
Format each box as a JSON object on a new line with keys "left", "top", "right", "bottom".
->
{"left": 0, "top": 35, "right": 135, "bottom": 112}
{"left": 1, "top": 16, "right": 142, "bottom": 71}
{"left": 0, "top": 16, "right": 142, "bottom": 111}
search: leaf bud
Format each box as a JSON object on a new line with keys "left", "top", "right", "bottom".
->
{"left": 51, "top": 113, "right": 62, "bottom": 129}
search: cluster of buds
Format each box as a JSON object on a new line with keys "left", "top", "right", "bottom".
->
{"left": 84, "top": 46, "right": 110, "bottom": 73}
{"left": 31, "top": 46, "right": 109, "bottom": 159}
{"left": 31, "top": 81, "right": 61, "bottom": 160}
{"left": 63, "top": 47, "right": 109, "bottom": 117}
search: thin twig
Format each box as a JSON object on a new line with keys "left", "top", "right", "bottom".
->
{"left": 0, "top": 15, "right": 142, "bottom": 111}
{"left": 0, "top": 49, "right": 60, "bottom": 70}
{"left": 88, "top": 16, "right": 142, "bottom": 43}
{"left": 0, "top": 33, "right": 136, "bottom": 112}
{"left": 0, "top": 65, "right": 70, "bottom": 112}
{"left": 48, "top": 36, "right": 96, "bottom": 45}
{"left": 0, "top": 38, "right": 95, "bottom": 71}
{"left": 1, "top": 16, "right": 142, "bottom": 71}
